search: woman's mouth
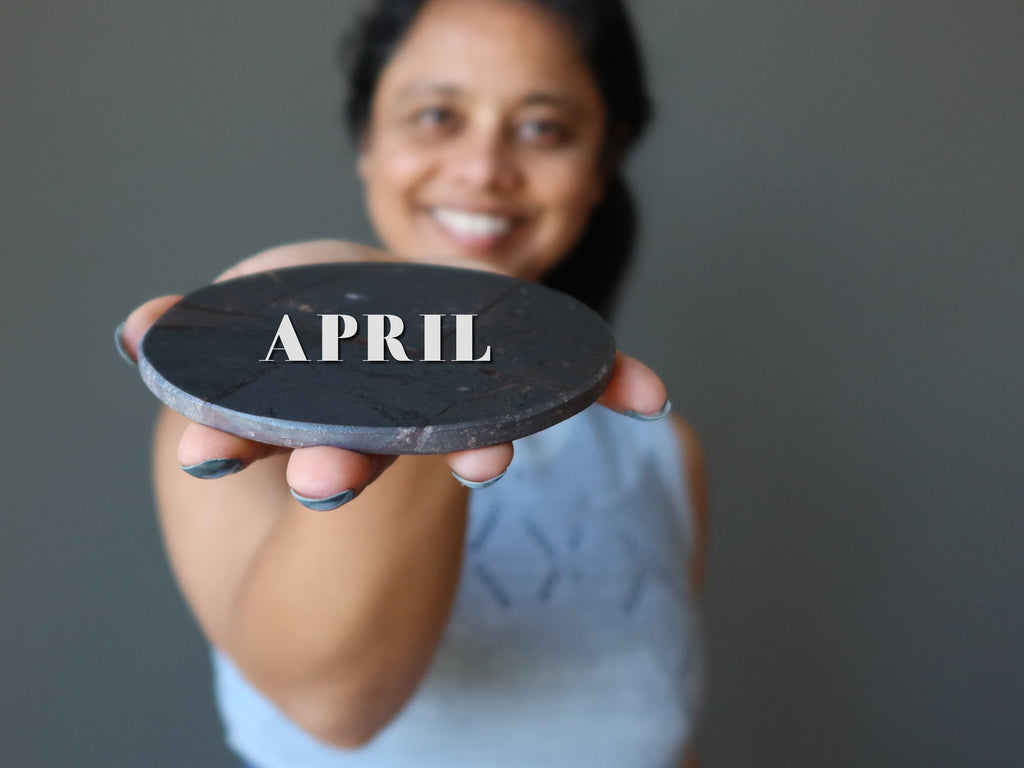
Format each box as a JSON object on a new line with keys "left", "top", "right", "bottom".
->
{"left": 427, "top": 207, "right": 517, "bottom": 252}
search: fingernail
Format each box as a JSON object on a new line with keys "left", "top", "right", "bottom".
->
{"left": 450, "top": 469, "right": 506, "bottom": 490}
{"left": 114, "top": 322, "right": 136, "bottom": 367}
{"left": 180, "top": 458, "right": 244, "bottom": 479}
{"left": 290, "top": 488, "right": 356, "bottom": 511}
{"left": 622, "top": 399, "right": 672, "bottom": 422}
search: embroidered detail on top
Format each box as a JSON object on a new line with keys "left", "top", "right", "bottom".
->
{"left": 523, "top": 518, "right": 561, "bottom": 602}
{"left": 469, "top": 504, "right": 502, "bottom": 552}
{"left": 473, "top": 564, "right": 511, "bottom": 608}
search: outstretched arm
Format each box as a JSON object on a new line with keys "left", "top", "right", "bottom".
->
{"left": 122, "top": 240, "right": 672, "bottom": 747}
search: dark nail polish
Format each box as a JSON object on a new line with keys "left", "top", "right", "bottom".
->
{"left": 622, "top": 400, "right": 672, "bottom": 422}
{"left": 114, "top": 322, "right": 136, "bottom": 367}
{"left": 450, "top": 469, "right": 506, "bottom": 490}
{"left": 180, "top": 458, "right": 244, "bottom": 479}
{"left": 290, "top": 488, "right": 356, "bottom": 511}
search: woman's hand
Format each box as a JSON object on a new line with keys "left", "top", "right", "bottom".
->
{"left": 117, "top": 239, "right": 668, "bottom": 506}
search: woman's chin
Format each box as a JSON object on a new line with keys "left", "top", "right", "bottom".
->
{"left": 410, "top": 221, "right": 533, "bottom": 276}
{"left": 429, "top": 225, "right": 513, "bottom": 256}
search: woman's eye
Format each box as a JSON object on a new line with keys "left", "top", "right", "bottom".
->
{"left": 412, "top": 106, "right": 458, "bottom": 132}
{"left": 517, "top": 119, "right": 570, "bottom": 147}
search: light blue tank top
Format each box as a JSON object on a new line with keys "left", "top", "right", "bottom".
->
{"left": 211, "top": 405, "right": 704, "bottom": 767}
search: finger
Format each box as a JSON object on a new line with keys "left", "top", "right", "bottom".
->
{"left": 597, "top": 351, "right": 670, "bottom": 420}
{"left": 177, "top": 421, "right": 288, "bottom": 479}
{"left": 285, "top": 446, "right": 395, "bottom": 510}
{"left": 447, "top": 442, "right": 515, "bottom": 489}
{"left": 116, "top": 295, "right": 182, "bottom": 363}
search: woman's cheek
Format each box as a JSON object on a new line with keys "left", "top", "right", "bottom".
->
{"left": 362, "top": 140, "right": 435, "bottom": 245}
{"left": 535, "top": 149, "right": 603, "bottom": 205}
{"left": 373, "top": 139, "right": 436, "bottom": 194}
{"left": 548, "top": 167, "right": 603, "bottom": 237}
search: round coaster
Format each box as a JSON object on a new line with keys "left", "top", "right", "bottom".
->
{"left": 137, "top": 262, "right": 615, "bottom": 454}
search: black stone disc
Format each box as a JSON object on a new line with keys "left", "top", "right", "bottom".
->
{"left": 137, "top": 262, "right": 615, "bottom": 454}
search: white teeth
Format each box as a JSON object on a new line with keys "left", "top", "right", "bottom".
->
{"left": 431, "top": 208, "right": 513, "bottom": 238}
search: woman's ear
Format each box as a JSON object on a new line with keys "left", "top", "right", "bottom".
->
{"left": 590, "top": 158, "right": 616, "bottom": 209}
{"left": 356, "top": 126, "right": 373, "bottom": 180}
{"left": 593, "top": 124, "right": 630, "bottom": 206}
{"left": 588, "top": 173, "right": 607, "bottom": 210}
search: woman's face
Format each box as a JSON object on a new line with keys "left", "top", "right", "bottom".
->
{"left": 358, "top": 0, "right": 607, "bottom": 282}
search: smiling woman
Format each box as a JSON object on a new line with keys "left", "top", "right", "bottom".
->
{"left": 344, "top": 0, "right": 651, "bottom": 320}
{"left": 117, "top": 1, "right": 707, "bottom": 766}
{"left": 356, "top": 0, "right": 608, "bottom": 281}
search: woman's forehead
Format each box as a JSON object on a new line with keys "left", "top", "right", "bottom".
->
{"left": 374, "top": 0, "right": 599, "bottom": 107}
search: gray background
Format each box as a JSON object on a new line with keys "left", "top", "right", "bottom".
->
{"left": 3, "top": 0, "right": 1021, "bottom": 765}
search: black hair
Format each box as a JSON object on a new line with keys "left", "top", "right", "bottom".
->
{"left": 341, "top": 0, "right": 652, "bottom": 319}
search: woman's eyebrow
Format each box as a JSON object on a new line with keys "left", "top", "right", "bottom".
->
{"left": 520, "top": 92, "right": 583, "bottom": 114}
{"left": 394, "top": 82, "right": 462, "bottom": 102}
{"left": 394, "top": 83, "right": 583, "bottom": 112}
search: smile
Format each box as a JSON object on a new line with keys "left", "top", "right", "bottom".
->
{"left": 429, "top": 208, "right": 515, "bottom": 240}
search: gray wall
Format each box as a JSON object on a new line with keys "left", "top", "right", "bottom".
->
{"left": 3, "top": 1, "right": 1021, "bottom": 765}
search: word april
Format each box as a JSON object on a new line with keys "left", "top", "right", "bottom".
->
{"left": 262, "top": 313, "right": 492, "bottom": 363}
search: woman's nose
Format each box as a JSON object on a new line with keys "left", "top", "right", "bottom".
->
{"left": 446, "top": 130, "right": 522, "bottom": 193}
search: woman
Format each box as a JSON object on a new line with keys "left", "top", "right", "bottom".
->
{"left": 118, "top": 0, "right": 708, "bottom": 765}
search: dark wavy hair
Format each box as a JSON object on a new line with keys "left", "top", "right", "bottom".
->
{"left": 341, "top": 0, "right": 652, "bottom": 319}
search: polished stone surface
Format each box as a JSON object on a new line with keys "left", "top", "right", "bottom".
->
{"left": 138, "top": 263, "right": 615, "bottom": 453}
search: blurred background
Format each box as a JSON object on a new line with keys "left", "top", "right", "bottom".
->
{"left": 2, "top": 0, "right": 1021, "bottom": 765}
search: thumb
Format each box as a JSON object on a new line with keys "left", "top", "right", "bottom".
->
{"left": 116, "top": 295, "right": 182, "bottom": 363}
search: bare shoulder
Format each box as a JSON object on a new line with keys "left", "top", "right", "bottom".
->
{"left": 670, "top": 413, "right": 709, "bottom": 595}
{"left": 670, "top": 414, "right": 707, "bottom": 493}
{"left": 211, "top": 238, "right": 510, "bottom": 284}
{"left": 213, "top": 239, "right": 396, "bottom": 282}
